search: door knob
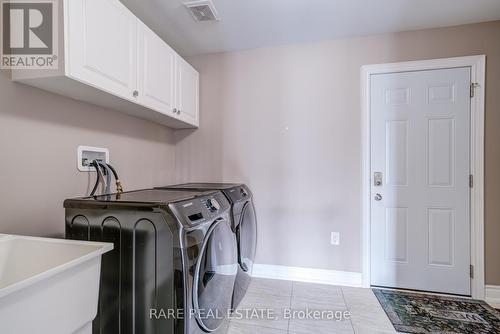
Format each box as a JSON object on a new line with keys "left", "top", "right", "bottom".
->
{"left": 132, "top": 90, "right": 139, "bottom": 98}
{"left": 374, "top": 193, "right": 382, "bottom": 201}
{"left": 172, "top": 108, "right": 177, "bottom": 114}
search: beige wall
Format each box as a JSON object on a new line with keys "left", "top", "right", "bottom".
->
{"left": 177, "top": 21, "right": 500, "bottom": 284}
{"left": 0, "top": 71, "right": 176, "bottom": 237}
{"left": 0, "top": 20, "right": 498, "bottom": 285}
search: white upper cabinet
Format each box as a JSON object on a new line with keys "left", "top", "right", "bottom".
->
{"left": 137, "top": 22, "right": 175, "bottom": 116}
{"left": 175, "top": 56, "right": 200, "bottom": 126}
{"left": 12, "top": 0, "right": 199, "bottom": 129}
{"left": 66, "top": 0, "right": 137, "bottom": 102}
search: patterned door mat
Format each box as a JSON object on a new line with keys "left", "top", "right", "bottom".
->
{"left": 373, "top": 288, "right": 500, "bottom": 333}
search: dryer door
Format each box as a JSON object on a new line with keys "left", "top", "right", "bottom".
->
{"left": 193, "top": 218, "right": 237, "bottom": 332}
{"left": 237, "top": 202, "right": 257, "bottom": 273}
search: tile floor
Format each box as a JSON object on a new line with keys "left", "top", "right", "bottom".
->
{"left": 227, "top": 278, "right": 396, "bottom": 334}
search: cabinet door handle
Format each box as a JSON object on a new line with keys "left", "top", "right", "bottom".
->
{"left": 132, "top": 90, "right": 139, "bottom": 98}
{"left": 177, "top": 109, "right": 181, "bottom": 114}
{"left": 172, "top": 108, "right": 177, "bottom": 114}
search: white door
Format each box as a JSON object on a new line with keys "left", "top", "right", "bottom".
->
{"left": 370, "top": 67, "right": 471, "bottom": 295}
{"left": 66, "top": 0, "right": 137, "bottom": 101}
{"left": 175, "top": 56, "right": 199, "bottom": 126}
{"left": 137, "top": 22, "right": 175, "bottom": 115}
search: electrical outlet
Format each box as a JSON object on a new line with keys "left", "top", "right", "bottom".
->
{"left": 331, "top": 232, "right": 340, "bottom": 245}
{"left": 77, "top": 146, "right": 109, "bottom": 172}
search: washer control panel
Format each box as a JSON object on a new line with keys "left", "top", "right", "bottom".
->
{"left": 225, "top": 184, "right": 251, "bottom": 203}
{"left": 170, "top": 191, "right": 229, "bottom": 227}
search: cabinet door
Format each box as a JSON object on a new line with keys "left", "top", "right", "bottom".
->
{"left": 137, "top": 22, "right": 175, "bottom": 115}
{"left": 175, "top": 56, "right": 199, "bottom": 126}
{"left": 65, "top": 0, "right": 137, "bottom": 101}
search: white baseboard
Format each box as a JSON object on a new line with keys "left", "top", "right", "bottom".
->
{"left": 252, "top": 265, "right": 499, "bottom": 299}
{"left": 485, "top": 285, "right": 500, "bottom": 308}
{"left": 252, "top": 264, "right": 363, "bottom": 288}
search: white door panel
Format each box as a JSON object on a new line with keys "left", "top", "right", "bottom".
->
{"left": 370, "top": 67, "right": 471, "bottom": 295}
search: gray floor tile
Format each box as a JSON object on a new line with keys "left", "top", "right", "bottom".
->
{"left": 349, "top": 308, "right": 395, "bottom": 333}
{"left": 288, "top": 316, "right": 354, "bottom": 334}
{"left": 247, "top": 278, "right": 293, "bottom": 297}
{"left": 341, "top": 287, "right": 381, "bottom": 307}
{"left": 232, "top": 292, "right": 290, "bottom": 331}
{"left": 292, "top": 281, "right": 343, "bottom": 303}
{"left": 291, "top": 296, "right": 347, "bottom": 311}
{"left": 350, "top": 324, "right": 396, "bottom": 334}
{"left": 233, "top": 279, "right": 396, "bottom": 334}
{"left": 238, "top": 291, "right": 291, "bottom": 309}
{"left": 288, "top": 283, "right": 353, "bottom": 334}
{"left": 227, "top": 322, "right": 287, "bottom": 334}
{"left": 341, "top": 286, "right": 377, "bottom": 298}
{"left": 341, "top": 287, "right": 395, "bottom": 333}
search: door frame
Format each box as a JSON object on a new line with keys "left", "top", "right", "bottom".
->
{"left": 360, "top": 55, "right": 486, "bottom": 299}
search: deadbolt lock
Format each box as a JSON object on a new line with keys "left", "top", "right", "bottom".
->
{"left": 374, "top": 172, "right": 383, "bottom": 186}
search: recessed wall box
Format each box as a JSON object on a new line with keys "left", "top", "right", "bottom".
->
{"left": 77, "top": 146, "right": 109, "bottom": 172}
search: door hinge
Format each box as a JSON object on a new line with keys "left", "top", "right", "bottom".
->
{"left": 470, "top": 83, "right": 479, "bottom": 98}
{"left": 470, "top": 264, "right": 474, "bottom": 278}
{"left": 469, "top": 174, "right": 474, "bottom": 188}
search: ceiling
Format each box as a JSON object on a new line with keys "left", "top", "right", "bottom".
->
{"left": 121, "top": 0, "right": 500, "bottom": 56}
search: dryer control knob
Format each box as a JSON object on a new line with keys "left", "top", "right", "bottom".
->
{"left": 206, "top": 199, "right": 220, "bottom": 212}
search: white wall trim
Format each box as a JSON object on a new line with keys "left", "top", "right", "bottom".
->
{"left": 252, "top": 264, "right": 363, "bottom": 287}
{"left": 485, "top": 285, "right": 500, "bottom": 308}
{"left": 360, "top": 55, "right": 486, "bottom": 299}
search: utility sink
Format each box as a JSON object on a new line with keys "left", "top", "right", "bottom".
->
{"left": 0, "top": 234, "right": 113, "bottom": 334}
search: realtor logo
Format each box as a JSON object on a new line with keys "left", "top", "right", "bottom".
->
{"left": 1, "top": 0, "right": 58, "bottom": 69}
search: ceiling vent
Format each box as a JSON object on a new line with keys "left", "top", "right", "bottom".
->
{"left": 184, "top": 0, "right": 220, "bottom": 22}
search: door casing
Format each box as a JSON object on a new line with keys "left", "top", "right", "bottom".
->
{"left": 360, "top": 55, "right": 486, "bottom": 299}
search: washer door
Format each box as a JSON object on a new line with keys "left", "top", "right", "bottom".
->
{"left": 237, "top": 202, "right": 257, "bottom": 273}
{"left": 193, "top": 218, "right": 237, "bottom": 332}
